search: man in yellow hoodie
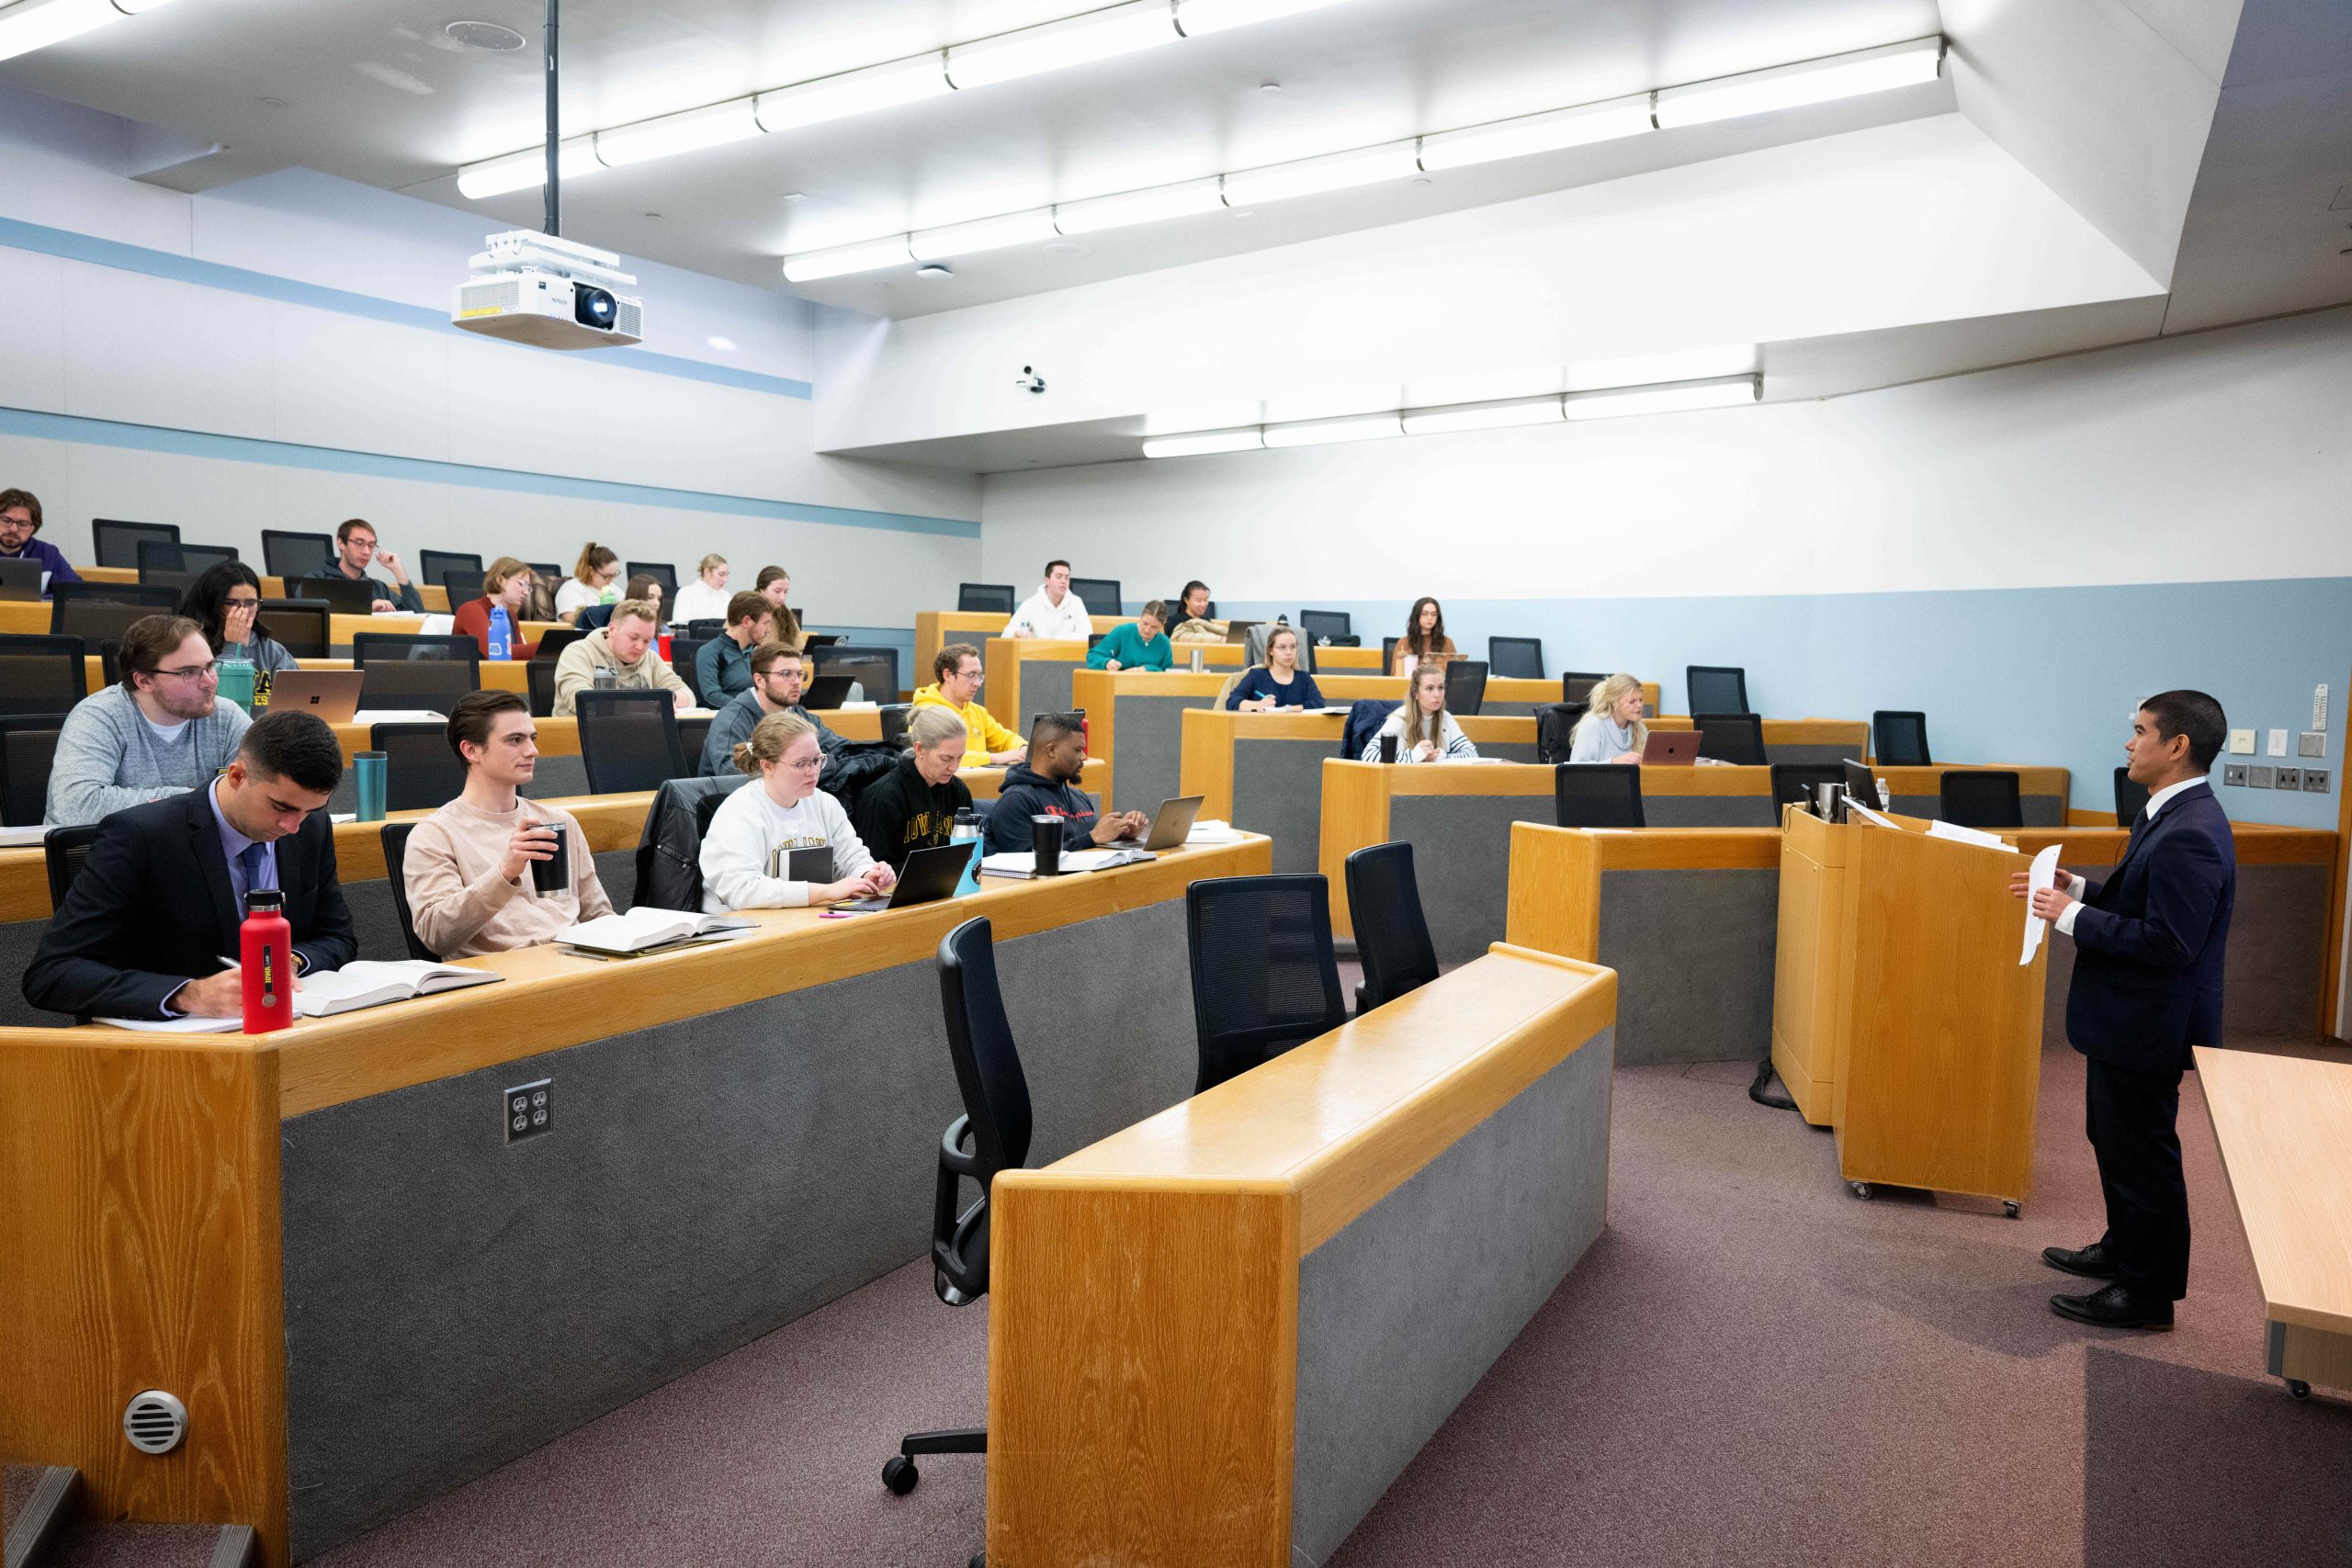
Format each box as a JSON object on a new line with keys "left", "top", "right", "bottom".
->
{"left": 911, "top": 643, "right": 1026, "bottom": 768}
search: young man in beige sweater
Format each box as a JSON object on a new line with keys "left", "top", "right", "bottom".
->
{"left": 402, "top": 689, "right": 614, "bottom": 957}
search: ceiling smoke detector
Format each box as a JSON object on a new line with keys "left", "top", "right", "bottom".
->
{"left": 446, "top": 20, "right": 526, "bottom": 51}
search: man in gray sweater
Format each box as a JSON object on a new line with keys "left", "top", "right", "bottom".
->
{"left": 46, "top": 615, "right": 253, "bottom": 827}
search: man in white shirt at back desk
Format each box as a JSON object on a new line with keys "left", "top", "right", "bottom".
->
{"left": 1002, "top": 558, "right": 1091, "bottom": 639}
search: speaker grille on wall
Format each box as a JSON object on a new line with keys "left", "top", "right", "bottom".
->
{"left": 123, "top": 1390, "right": 187, "bottom": 1455}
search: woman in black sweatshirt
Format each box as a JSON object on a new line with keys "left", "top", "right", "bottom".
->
{"left": 854, "top": 706, "right": 975, "bottom": 869}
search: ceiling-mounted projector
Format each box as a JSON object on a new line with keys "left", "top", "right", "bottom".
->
{"left": 452, "top": 231, "right": 643, "bottom": 350}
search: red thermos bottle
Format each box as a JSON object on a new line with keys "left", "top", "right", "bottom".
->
{"left": 241, "top": 889, "right": 294, "bottom": 1034}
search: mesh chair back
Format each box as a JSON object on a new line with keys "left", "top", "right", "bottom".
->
{"left": 1872, "top": 710, "right": 1931, "bottom": 767}
{"left": 0, "top": 635, "right": 88, "bottom": 716}
{"left": 670, "top": 637, "right": 716, "bottom": 706}
{"left": 1687, "top": 665, "right": 1750, "bottom": 715}
{"left": 379, "top": 821, "right": 439, "bottom": 962}
{"left": 97, "top": 639, "right": 123, "bottom": 687}
{"left": 261, "top": 530, "right": 334, "bottom": 581}
{"left": 933, "top": 917, "right": 1035, "bottom": 1302}
{"left": 51, "top": 592, "right": 178, "bottom": 641}
{"left": 0, "top": 718, "right": 64, "bottom": 826}
{"left": 1555, "top": 763, "right": 1645, "bottom": 828}
{"left": 1561, "top": 671, "right": 1608, "bottom": 706}
{"left": 1442, "top": 659, "right": 1488, "bottom": 716}
{"left": 372, "top": 722, "right": 466, "bottom": 814}
{"left": 1939, "top": 770, "right": 2023, "bottom": 829}
{"left": 417, "top": 551, "right": 483, "bottom": 593}
{"left": 2113, "top": 766, "right": 2151, "bottom": 828}
{"left": 534, "top": 626, "right": 588, "bottom": 662}
{"left": 879, "top": 704, "right": 914, "bottom": 750}
{"left": 957, "top": 583, "right": 1016, "bottom": 614}
{"left": 1184, "top": 874, "right": 1349, "bottom": 1093}
{"left": 430, "top": 563, "right": 480, "bottom": 602}
{"left": 1382, "top": 636, "right": 1399, "bottom": 672}
{"left": 44, "top": 823, "right": 102, "bottom": 910}
{"left": 1069, "top": 577, "right": 1119, "bottom": 615}
{"left": 1299, "top": 610, "right": 1351, "bottom": 644}
{"left": 678, "top": 715, "right": 713, "bottom": 764}
{"left": 1770, "top": 762, "right": 1847, "bottom": 810}
{"left": 625, "top": 561, "right": 678, "bottom": 596}
{"left": 140, "top": 570, "right": 200, "bottom": 598}
{"left": 358, "top": 660, "right": 478, "bottom": 713}
{"left": 526, "top": 660, "right": 559, "bottom": 717}
{"left": 258, "top": 600, "right": 332, "bottom": 659}
{"left": 576, "top": 688, "right": 688, "bottom": 794}
{"left": 1694, "top": 712, "right": 1767, "bottom": 766}
{"left": 354, "top": 632, "right": 481, "bottom": 667}
{"left": 813, "top": 645, "right": 899, "bottom": 704}
{"left": 137, "top": 539, "right": 237, "bottom": 580}
{"left": 1487, "top": 637, "right": 1543, "bottom": 680}
{"left": 1344, "top": 843, "right": 1440, "bottom": 1011}
{"left": 91, "top": 520, "right": 178, "bottom": 570}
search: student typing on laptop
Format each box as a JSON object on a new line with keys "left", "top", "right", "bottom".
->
{"left": 0, "top": 488, "right": 78, "bottom": 592}
{"left": 698, "top": 710, "right": 894, "bottom": 912}
{"left": 981, "top": 712, "right": 1147, "bottom": 853}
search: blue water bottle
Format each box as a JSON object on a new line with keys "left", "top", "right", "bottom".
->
{"left": 951, "top": 808, "right": 983, "bottom": 897}
{"left": 487, "top": 604, "right": 513, "bottom": 660}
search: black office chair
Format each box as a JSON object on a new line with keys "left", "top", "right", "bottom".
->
{"left": 1184, "top": 874, "right": 1350, "bottom": 1094}
{"left": 1299, "top": 610, "right": 1351, "bottom": 645}
{"left": 289, "top": 575, "right": 378, "bottom": 615}
{"left": 44, "top": 823, "right": 102, "bottom": 911}
{"left": 1487, "top": 637, "right": 1543, "bottom": 681}
{"left": 684, "top": 618, "right": 726, "bottom": 639}
{"left": 1069, "top": 576, "right": 1119, "bottom": 615}
{"left": 261, "top": 529, "right": 334, "bottom": 581}
{"left": 1687, "top": 665, "right": 1751, "bottom": 716}
{"left": 1344, "top": 842, "right": 1440, "bottom": 1014}
{"left": 429, "top": 562, "right": 481, "bottom": 604}
{"left": 534, "top": 626, "right": 589, "bottom": 662}
{"left": 1940, "top": 770, "right": 2023, "bottom": 829}
{"left": 625, "top": 561, "right": 678, "bottom": 597}
{"left": 677, "top": 715, "right": 712, "bottom": 767}
{"left": 670, "top": 637, "right": 716, "bottom": 707}
{"left": 138, "top": 570, "right": 201, "bottom": 599}
{"left": 353, "top": 632, "right": 480, "bottom": 667}
{"left": 378, "top": 821, "right": 439, "bottom": 963}
{"left": 1442, "top": 659, "right": 1488, "bottom": 716}
{"left": 50, "top": 588, "right": 179, "bottom": 641}
{"left": 883, "top": 916, "right": 1029, "bottom": 1506}
{"left": 0, "top": 635, "right": 88, "bottom": 716}
{"left": 575, "top": 689, "right": 689, "bottom": 794}
{"left": 526, "top": 660, "right": 560, "bottom": 718}
{"left": 257, "top": 600, "right": 332, "bottom": 660}
{"left": 136, "top": 538, "right": 237, "bottom": 580}
{"left": 371, "top": 722, "right": 466, "bottom": 814}
{"left": 879, "top": 704, "right": 914, "bottom": 750}
{"left": 1694, "top": 713, "right": 1767, "bottom": 766}
{"left": 1770, "top": 762, "right": 1848, "bottom": 813}
{"left": 1872, "top": 710, "right": 1932, "bottom": 767}
{"left": 1381, "top": 636, "right": 1399, "bottom": 673}
{"left": 96, "top": 638, "right": 123, "bottom": 687}
{"left": 417, "top": 550, "right": 483, "bottom": 596}
{"left": 1555, "top": 763, "right": 1645, "bottom": 828}
{"left": 957, "top": 583, "right": 1016, "bottom": 615}
{"left": 631, "top": 775, "right": 752, "bottom": 910}
{"left": 0, "top": 717, "right": 64, "bottom": 826}
{"left": 812, "top": 646, "right": 899, "bottom": 705}
{"left": 2113, "top": 766, "right": 2151, "bottom": 828}
{"left": 357, "top": 660, "right": 478, "bottom": 714}
{"left": 1562, "top": 671, "right": 1609, "bottom": 707}
{"left": 90, "top": 519, "right": 178, "bottom": 571}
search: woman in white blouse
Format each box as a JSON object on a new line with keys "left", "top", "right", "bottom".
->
{"left": 699, "top": 711, "right": 896, "bottom": 911}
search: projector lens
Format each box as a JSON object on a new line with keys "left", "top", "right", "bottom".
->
{"left": 573, "top": 284, "right": 617, "bottom": 329}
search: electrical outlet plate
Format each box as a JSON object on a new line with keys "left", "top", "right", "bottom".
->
{"left": 2229, "top": 728, "right": 2256, "bottom": 755}
{"left": 2267, "top": 728, "right": 2290, "bottom": 757}
{"left": 2301, "top": 731, "right": 2326, "bottom": 757}
{"left": 2305, "top": 768, "right": 2331, "bottom": 794}
{"left": 2248, "top": 765, "right": 2276, "bottom": 789}
{"left": 2223, "top": 762, "right": 2249, "bottom": 786}
{"left": 504, "top": 1077, "right": 552, "bottom": 1144}
{"left": 2275, "top": 767, "right": 2301, "bottom": 791}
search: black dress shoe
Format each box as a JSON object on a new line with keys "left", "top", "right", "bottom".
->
{"left": 2042, "top": 1242, "right": 2118, "bottom": 1279}
{"left": 2050, "top": 1283, "right": 2173, "bottom": 1330}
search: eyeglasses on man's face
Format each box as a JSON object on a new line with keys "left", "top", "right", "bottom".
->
{"left": 155, "top": 662, "right": 222, "bottom": 682}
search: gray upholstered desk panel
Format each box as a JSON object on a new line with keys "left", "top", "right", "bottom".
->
{"left": 1016, "top": 657, "right": 1081, "bottom": 732}
{"left": 1597, "top": 867, "right": 1779, "bottom": 1065}
{"left": 1233, "top": 735, "right": 1331, "bottom": 874}
{"left": 1386, "top": 795, "right": 1551, "bottom": 964}
{"left": 1113, "top": 691, "right": 1225, "bottom": 814}
{"left": 1642, "top": 791, "right": 1781, "bottom": 828}
{"left": 1886, "top": 789, "right": 2064, "bottom": 827}
{"left": 1290, "top": 1026, "right": 1612, "bottom": 1566}
{"left": 1767, "top": 741, "right": 1865, "bottom": 765}
{"left": 277, "top": 896, "right": 1197, "bottom": 1559}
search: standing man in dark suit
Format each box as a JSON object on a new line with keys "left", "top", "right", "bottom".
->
{"left": 25, "top": 709, "right": 356, "bottom": 1021}
{"left": 2014, "top": 690, "right": 2235, "bottom": 1329}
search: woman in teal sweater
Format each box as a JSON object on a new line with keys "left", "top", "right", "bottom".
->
{"left": 1084, "top": 601, "right": 1172, "bottom": 671}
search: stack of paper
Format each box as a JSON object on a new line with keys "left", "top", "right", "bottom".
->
{"left": 979, "top": 847, "right": 1158, "bottom": 878}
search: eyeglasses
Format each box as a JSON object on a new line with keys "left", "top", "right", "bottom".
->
{"left": 154, "top": 662, "right": 221, "bottom": 682}
{"left": 223, "top": 597, "right": 261, "bottom": 610}
{"left": 780, "top": 754, "right": 823, "bottom": 773}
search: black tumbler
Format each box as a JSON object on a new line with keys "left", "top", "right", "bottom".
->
{"left": 1379, "top": 733, "right": 1399, "bottom": 763}
{"left": 528, "top": 820, "right": 570, "bottom": 895}
{"left": 1031, "top": 814, "right": 1063, "bottom": 875}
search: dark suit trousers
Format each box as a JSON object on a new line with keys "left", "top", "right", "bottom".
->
{"left": 2085, "top": 1057, "right": 2190, "bottom": 1301}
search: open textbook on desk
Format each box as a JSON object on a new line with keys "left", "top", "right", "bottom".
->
{"left": 99, "top": 960, "right": 501, "bottom": 1031}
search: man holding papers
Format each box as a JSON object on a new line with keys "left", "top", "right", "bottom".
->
{"left": 2013, "top": 691, "right": 2236, "bottom": 1331}
{"left": 25, "top": 710, "right": 355, "bottom": 1020}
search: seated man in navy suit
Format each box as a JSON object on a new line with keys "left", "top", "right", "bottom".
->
{"left": 25, "top": 709, "right": 355, "bottom": 1021}
{"left": 2015, "top": 690, "right": 2234, "bottom": 1330}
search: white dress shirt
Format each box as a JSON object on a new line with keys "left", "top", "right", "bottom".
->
{"left": 2054, "top": 776, "right": 2202, "bottom": 936}
{"left": 1003, "top": 586, "right": 1091, "bottom": 639}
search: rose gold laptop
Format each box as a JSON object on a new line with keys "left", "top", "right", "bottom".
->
{"left": 1640, "top": 731, "right": 1702, "bottom": 766}
{"left": 265, "top": 670, "right": 366, "bottom": 724}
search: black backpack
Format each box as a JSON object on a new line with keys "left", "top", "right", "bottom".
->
{"left": 817, "top": 741, "right": 901, "bottom": 818}
{"left": 1535, "top": 702, "right": 1586, "bottom": 765}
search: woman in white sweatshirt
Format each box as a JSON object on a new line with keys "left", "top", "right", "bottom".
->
{"left": 699, "top": 711, "right": 896, "bottom": 912}
{"left": 1362, "top": 662, "right": 1479, "bottom": 763}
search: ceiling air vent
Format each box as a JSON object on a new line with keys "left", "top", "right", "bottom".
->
{"left": 123, "top": 1391, "right": 187, "bottom": 1455}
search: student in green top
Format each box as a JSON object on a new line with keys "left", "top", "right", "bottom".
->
{"left": 1085, "top": 601, "right": 1172, "bottom": 671}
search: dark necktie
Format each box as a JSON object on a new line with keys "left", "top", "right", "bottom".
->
{"left": 239, "top": 840, "right": 268, "bottom": 901}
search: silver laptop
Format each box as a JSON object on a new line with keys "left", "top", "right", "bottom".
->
{"left": 1140, "top": 795, "right": 1204, "bottom": 851}
{"left": 266, "top": 669, "right": 366, "bottom": 724}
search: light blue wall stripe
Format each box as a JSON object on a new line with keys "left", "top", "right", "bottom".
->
{"left": 0, "top": 216, "right": 814, "bottom": 400}
{"left": 0, "top": 404, "right": 979, "bottom": 539}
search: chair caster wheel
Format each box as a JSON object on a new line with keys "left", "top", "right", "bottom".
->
{"left": 970, "top": 1556, "right": 987, "bottom": 1568}
{"left": 883, "top": 1456, "right": 920, "bottom": 1495}
{"left": 2287, "top": 1380, "right": 2312, "bottom": 1401}
{"left": 2003, "top": 1201, "right": 2021, "bottom": 1219}
{"left": 1849, "top": 1181, "right": 1872, "bottom": 1200}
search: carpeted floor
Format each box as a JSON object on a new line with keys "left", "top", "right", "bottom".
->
{"left": 311, "top": 1038, "right": 2352, "bottom": 1568}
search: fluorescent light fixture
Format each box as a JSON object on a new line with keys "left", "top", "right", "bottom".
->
{"left": 1416, "top": 96, "right": 1653, "bottom": 171}
{"left": 1565, "top": 344, "right": 1758, "bottom": 391}
{"left": 1262, "top": 412, "right": 1405, "bottom": 447}
{"left": 1401, "top": 397, "right": 1566, "bottom": 435}
{"left": 1055, "top": 177, "right": 1227, "bottom": 234}
{"left": 755, "top": 53, "right": 949, "bottom": 132}
{"left": 1143, "top": 427, "right": 1266, "bottom": 457}
{"left": 782, "top": 235, "right": 916, "bottom": 282}
{"left": 1563, "top": 375, "right": 1760, "bottom": 420}
{"left": 1653, "top": 37, "right": 1942, "bottom": 128}
{"left": 594, "top": 100, "right": 761, "bottom": 166}
{"left": 945, "top": 1, "right": 1179, "bottom": 91}
{"left": 0, "top": 0, "right": 125, "bottom": 62}
{"left": 1262, "top": 384, "right": 1402, "bottom": 424}
{"left": 1144, "top": 401, "right": 1264, "bottom": 435}
{"left": 1223, "top": 141, "right": 1421, "bottom": 206}
{"left": 1404, "top": 366, "right": 1562, "bottom": 408}
{"left": 1174, "top": 0, "right": 1351, "bottom": 35}
{"left": 456, "top": 137, "right": 603, "bottom": 199}
{"left": 909, "top": 208, "right": 1058, "bottom": 261}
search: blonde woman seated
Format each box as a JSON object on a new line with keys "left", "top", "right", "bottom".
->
{"left": 1362, "top": 662, "right": 1478, "bottom": 762}
{"left": 699, "top": 710, "right": 896, "bottom": 912}
{"left": 1568, "top": 673, "right": 1648, "bottom": 764}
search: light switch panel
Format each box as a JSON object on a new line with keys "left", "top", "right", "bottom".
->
{"left": 2222, "top": 762, "right": 2249, "bottom": 786}
{"left": 2301, "top": 731, "right": 2326, "bottom": 758}
{"left": 2229, "top": 728, "right": 2256, "bottom": 755}
{"left": 2267, "top": 728, "right": 2289, "bottom": 757}
{"left": 2248, "top": 765, "right": 2275, "bottom": 789}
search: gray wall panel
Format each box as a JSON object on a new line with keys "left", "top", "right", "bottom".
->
{"left": 1768, "top": 741, "right": 1864, "bottom": 764}
{"left": 1597, "top": 868, "right": 1779, "bottom": 1065}
{"left": 1232, "top": 738, "right": 1329, "bottom": 874}
{"left": 1020, "top": 658, "right": 1078, "bottom": 730}
{"left": 1291, "top": 1029, "right": 1611, "bottom": 1565}
{"left": 1644, "top": 794, "right": 1780, "bottom": 828}
{"left": 279, "top": 897, "right": 1196, "bottom": 1558}
{"left": 1387, "top": 795, "right": 1544, "bottom": 964}
{"left": 1114, "top": 692, "right": 1221, "bottom": 814}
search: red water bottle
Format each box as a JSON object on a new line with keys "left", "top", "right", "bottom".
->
{"left": 241, "top": 889, "right": 295, "bottom": 1034}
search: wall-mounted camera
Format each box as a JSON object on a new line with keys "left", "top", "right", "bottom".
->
{"left": 1014, "top": 365, "right": 1046, "bottom": 394}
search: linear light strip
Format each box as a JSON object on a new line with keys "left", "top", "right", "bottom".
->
{"left": 458, "top": 0, "right": 1361, "bottom": 200}
{"left": 779, "top": 35, "right": 1944, "bottom": 281}
{"left": 1143, "top": 377, "right": 1761, "bottom": 457}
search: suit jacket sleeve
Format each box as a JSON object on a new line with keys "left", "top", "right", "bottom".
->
{"left": 2068, "top": 827, "right": 2225, "bottom": 971}
{"left": 23, "top": 815, "right": 190, "bottom": 1019}
{"left": 295, "top": 818, "right": 358, "bottom": 976}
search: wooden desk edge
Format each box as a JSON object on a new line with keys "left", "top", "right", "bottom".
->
{"left": 2192, "top": 1046, "right": 2352, "bottom": 1339}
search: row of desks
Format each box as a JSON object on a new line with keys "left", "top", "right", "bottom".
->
{"left": 77, "top": 567, "right": 462, "bottom": 613}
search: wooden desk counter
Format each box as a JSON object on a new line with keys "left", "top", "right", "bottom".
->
{"left": 982, "top": 637, "right": 1249, "bottom": 736}
{"left": 916, "top": 612, "right": 1142, "bottom": 695}
{"left": 988, "top": 944, "right": 1615, "bottom": 1567}
{"left": 0, "top": 834, "right": 1269, "bottom": 1565}
{"left": 326, "top": 613, "right": 562, "bottom": 649}
{"left": 2195, "top": 1046, "right": 2352, "bottom": 1396}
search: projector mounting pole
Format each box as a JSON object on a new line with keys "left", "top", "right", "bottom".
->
{"left": 542, "top": 0, "right": 560, "bottom": 238}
